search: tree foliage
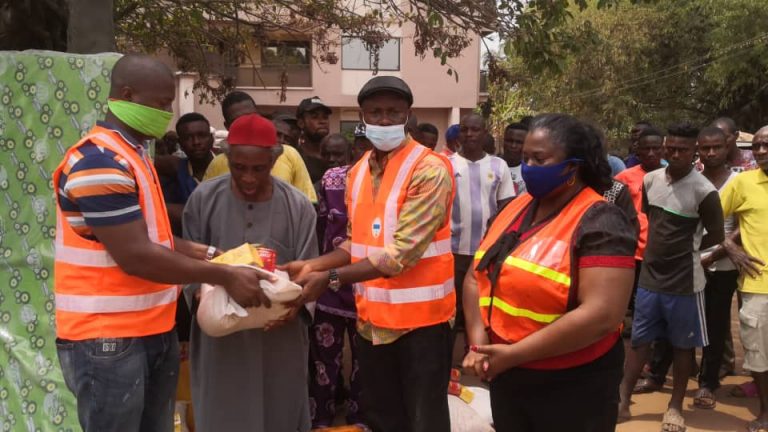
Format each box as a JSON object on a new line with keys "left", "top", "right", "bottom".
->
{"left": 489, "top": 0, "right": 768, "bottom": 143}
{"left": 1, "top": 0, "right": 640, "bottom": 101}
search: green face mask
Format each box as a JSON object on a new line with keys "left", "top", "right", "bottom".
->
{"left": 108, "top": 99, "right": 173, "bottom": 139}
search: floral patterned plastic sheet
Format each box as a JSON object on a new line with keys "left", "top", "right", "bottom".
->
{"left": 0, "top": 50, "right": 120, "bottom": 432}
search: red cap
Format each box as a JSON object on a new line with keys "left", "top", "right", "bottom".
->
{"left": 227, "top": 113, "right": 277, "bottom": 147}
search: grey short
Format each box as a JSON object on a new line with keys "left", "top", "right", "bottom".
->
{"left": 740, "top": 293, "right": 768, "bottom": 373}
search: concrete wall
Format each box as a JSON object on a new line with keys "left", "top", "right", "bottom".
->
{"left": 175, "top": 22, "right": 483, "bottom": 149}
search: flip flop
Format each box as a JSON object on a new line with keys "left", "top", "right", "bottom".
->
{"left": 747, "top": 419, "right": 768, "bottom": 432}
{"left": 693, "top": 387, "right": 716, "bottom": 409}
{"left": 661, "top": 409, "right": 687, "bottom": 432}
{"left": 633, "top": 378, "right": 663, "bottom": 394}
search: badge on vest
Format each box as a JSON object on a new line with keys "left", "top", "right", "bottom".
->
{"left": 372, "top": 217, "right": 382, "bottom": 238}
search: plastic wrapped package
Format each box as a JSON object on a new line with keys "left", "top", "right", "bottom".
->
{"left": 196, "top": 244, "right": 303, "bottom": 336}
{"left": 196, "top": 266, "right": 302, "bottom": 336}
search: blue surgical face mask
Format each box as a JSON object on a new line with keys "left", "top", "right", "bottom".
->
{"left": 521, "top": 158, "right": 582, "bottom": 199}
{"left": 364, "top": 120, "right": 407, "bottom": 152}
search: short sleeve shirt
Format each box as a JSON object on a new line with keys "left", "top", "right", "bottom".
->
{"left": 450, "top": 153, "right": 516, "bottom": 255}
{"left": 56, "top": 122, "right": 144, "bottom": 240}
{"left": 640, "top": 168, "right": 719, "bottom": 294}
{"left": 719, "top": 169, "right": 768, "bottom": 294}
{"left": 508, "top": 163, "right": 526, "bottom": 195}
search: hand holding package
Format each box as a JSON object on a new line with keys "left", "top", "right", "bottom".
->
{"left": 196, "top": 244, "right": 302, "bottom": 336}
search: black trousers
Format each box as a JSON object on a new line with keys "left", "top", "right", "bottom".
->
{"left": 453, "top": 253, "right": 474, "bottom": 330}
{"left": 490, "top": 340, "right": 624, "bottom": 432}
{"left": 357, "top": 322, "right": 452, "bottom": 432}
{"left": 648, "top": 341, "right": 673, "bottom": 385}
{"left": 699, "top": 270, "right": 739, "bottom": 389}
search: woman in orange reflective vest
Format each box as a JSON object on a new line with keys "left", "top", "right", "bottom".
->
{"left": 462, "top": 114, "right": 638, "bottom": 432}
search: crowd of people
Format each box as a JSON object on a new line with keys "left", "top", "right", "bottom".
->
{"left": 51, "top": 53, "right": 768, "bottom": 432}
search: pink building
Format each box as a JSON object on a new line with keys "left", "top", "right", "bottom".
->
{"left": 172, "top": 24, "right": 488, "bottom": 148}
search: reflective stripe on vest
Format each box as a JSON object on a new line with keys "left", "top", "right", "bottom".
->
{"left": 349, "top": 151, "right": 370, "bottom": 224}
{"left": 350, "top": 238, "right": 451, "bottom": 260}
{"left": 478, "top": 296, "right": 562, "bottom": 324}
{"left": 356, "top": 278, "right": 454, "bottom": 304}
{"left": 349, "top": 145, "right": 427, "bottom": 245}
{"left": 474, "top": 250, "right": 571, "bottom": 287}
{"left": 54, "top": 131, "right": 170, "bottom": 267}
{"left": 56, "top": 286, "right": 178, "bottom": 313}
{"left": 348, "top": 142, "right": 456, "bottom": 328}
{"left": 55, "top": 238, "right": 173, "bottom": 268}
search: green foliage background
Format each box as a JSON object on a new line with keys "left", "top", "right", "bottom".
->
{"left": 490, "top": 0, "right": 768, "bottom": 151}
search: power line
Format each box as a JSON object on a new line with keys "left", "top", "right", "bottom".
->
{"left": 597, "top": 31, "right": 768, "bottom": 90}
{"left": 563, "top": 31, "right": 768, "bottom": 100}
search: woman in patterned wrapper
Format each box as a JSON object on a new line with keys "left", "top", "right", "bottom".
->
{"left": 309, "top": 129, "right": 371, "bottom": 429}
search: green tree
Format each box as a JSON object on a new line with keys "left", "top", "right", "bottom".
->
{"left": 1, "top": 0, "right": 637, "bottom": 101}
{"left": 490, "top": 0, "right": 768, "bottom": 145}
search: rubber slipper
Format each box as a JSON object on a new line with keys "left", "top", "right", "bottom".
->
{"left": 693, "top": 387, "right": 716, "bottom": 409}
{"left": 661, "top": 409, "right": 687, "bottom": 432}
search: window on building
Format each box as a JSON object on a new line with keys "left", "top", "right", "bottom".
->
{"left": 341, "top": 37, "right": 400, "bottom": 71}
{"left": 237, "top": 40, "right": 312, "bottom": 88}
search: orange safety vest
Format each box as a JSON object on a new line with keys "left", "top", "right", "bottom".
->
{"left": 474, "top": 188, "right": 619, "bottom": 369}
{"left": 53, "top": 125, "right": 178, "bottom": 340}
{"left": 348, "top": 140, "right": 456, "bottom": 329}
{"left": 615, "top": 165, "right": 648, "bottom": 260}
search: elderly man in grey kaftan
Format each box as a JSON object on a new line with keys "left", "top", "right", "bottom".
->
{"left": 182, "top": 113, "right": 317, "bottom": 432}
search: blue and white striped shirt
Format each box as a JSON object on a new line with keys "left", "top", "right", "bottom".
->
{"left": 450, "top": 153, "right": 516, "bottom": 256}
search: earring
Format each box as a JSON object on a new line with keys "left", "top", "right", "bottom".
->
{"left": 567, "top": 175, "right": 576, "bottom": 186}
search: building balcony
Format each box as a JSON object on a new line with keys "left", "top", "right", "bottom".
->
{"left": 236, "top": 63, "right": 312, "bottom": 88}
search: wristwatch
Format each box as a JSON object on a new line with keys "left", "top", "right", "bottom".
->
{"left": 328, "top": 269, "right": 341, "bottom": 292}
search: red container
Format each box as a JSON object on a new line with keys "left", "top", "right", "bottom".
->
{"left": 448, "top": 381, "right": 462, "bottom": 396}
{"left": 450, "top": 368, "right": 461, "bottom": 382}
{"left": 256, "top": 247, "right": 276, "bottom": 272}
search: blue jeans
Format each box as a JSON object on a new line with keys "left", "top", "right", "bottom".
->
{"left": 56, "top": 329, "right": 180, "bottom": 432}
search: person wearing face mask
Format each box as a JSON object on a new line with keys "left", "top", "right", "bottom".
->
{"left": 462, "top": 113, "right": 637, "bottom": 432}
{"left": 281, "top": 76, "right": 456, "bottom": 432}
{"left": 52, "top": 55, "right": 273, "bottom": 432}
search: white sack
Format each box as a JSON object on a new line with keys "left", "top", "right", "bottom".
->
{"left": 196, "top": 267, "right": 302, "bottom": 337}
{"left": 464, "top": 386, "right": 493, "bottom": 427}
{"left": 448, "top": 394, "right": 494, "bottom": 432}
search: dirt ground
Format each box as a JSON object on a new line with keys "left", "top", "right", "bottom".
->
{"left": 618, "top": 374, "right": 757, "bottom": 432}
{"left": 322, "top": 295, "right": 757, "bottom": 431}
{"left": 619, "top": 295, "right": 756, "bottom": 432}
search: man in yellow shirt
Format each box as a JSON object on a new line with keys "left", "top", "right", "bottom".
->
{"left": 717, "top": 127, "right": 768, "bottom": 432}
{"left": 202, "top": 91, "right": 317, "bottom": 203}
